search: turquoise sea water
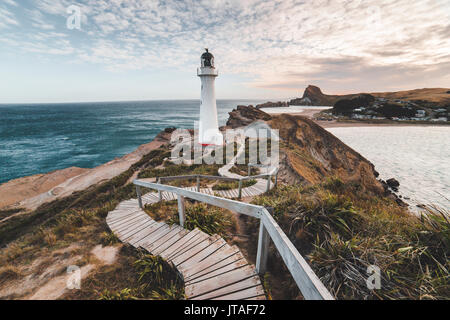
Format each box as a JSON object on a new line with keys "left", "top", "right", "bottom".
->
{"left": 0, "top": 100, "right": 264, "bottom": 184}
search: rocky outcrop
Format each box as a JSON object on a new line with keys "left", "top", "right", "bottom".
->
{"left": 256, "top": 101, "right": 288, "bottom": 109}
{"left": 226, "top": 105, "right": 272, "bottom": 128}
{"left": 386, "top": 178, "right": 400, "bottom": 189}
{"left": 289, "top": 85, "right": 352, "bottom": 106}
{"left": 268, "top": 114, "right": 385, "bottom": 194}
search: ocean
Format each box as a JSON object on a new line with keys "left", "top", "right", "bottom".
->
{"left": 328, "top": 126, "right": 449, "bottom": 210}
{"left": 0, "top": 100, "right": 264, "bottom": 184}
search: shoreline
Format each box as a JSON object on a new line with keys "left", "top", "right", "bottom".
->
{"left": 0, "top": 131, "right": 171, "bottom": 213}
{"left": 268, "top": 108, "right": 450, "bottom": 128}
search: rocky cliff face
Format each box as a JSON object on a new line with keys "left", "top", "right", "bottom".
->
{"left": 269, "top": 114, "right": 385, "bottom": 194}
{"left": 227, "top": 105, "right": 385, "bottom": 194}
{"left": 226, "top": 105, "right": 272, "bottom": 128}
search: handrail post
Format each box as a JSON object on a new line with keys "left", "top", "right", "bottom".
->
{"left": 238, "top": 179, "right": 242, "bottom": 199}
{"left": 248, "top": 165, "right": 251, "bottom": 177}
{"left": 157, "top": 178, "right": 162, "bottom": 202}
{"left": 136, "top": 185, "right": 143, "bottom": 209}
{"left": 266, "top": 175, "right": 271, "bottom": 192}
{"left": 196, "top": 175, "right": 200, "bottom": 192}
{"left": 256, "top": 219, "right": 270, "bottom": 274}
{"left": 177, "top": 195, "right": 186, "bottom": 227}
{"left": 274, "top": 172, "right": 278, "bottom": 188}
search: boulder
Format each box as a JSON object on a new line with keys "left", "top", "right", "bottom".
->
{"left": 386, "top": 178, "right": 400, "bottom": 188}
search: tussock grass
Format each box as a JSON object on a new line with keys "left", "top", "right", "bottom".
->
{"left": 64, "top": 246, "right": 184, "bottom": 300}
{"left": 139, "top": 162, "right": 220, "bottom": 179}
{"left": 0, "top": 208, "right": 24, "bottom": 220}
{"left": 249, "top": 178, "right": 449, "bottom": 300}
{"left": 212, "top": 179, "right": 257, "bottom": 191}
{"left": 144, "top": 202, "right": 237, "bottom": 240}
{"left": 229, "top": 165, "right": 259, "bottom": 176}
{"left": 0, "top": 265, "right": 22, "bottom": 285}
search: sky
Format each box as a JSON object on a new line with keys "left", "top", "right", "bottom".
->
{"left": 0, "top": 0, "right": 449, "bottom": 103}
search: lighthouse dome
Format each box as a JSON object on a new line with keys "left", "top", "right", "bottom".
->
{"left": 201, "top": 49, "right": 214, "bottom": 68}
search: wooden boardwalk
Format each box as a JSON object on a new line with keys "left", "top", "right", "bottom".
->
{"left": 106, "top": 179, "right": 272, "bottom": 300}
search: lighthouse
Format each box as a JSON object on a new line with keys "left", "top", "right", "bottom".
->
{"left": 197, "top": 49, "right": 222, "bottom": 146}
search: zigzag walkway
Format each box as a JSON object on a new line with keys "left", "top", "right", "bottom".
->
{"left": 106, "top": 178, "right": 272, "bottom": 300}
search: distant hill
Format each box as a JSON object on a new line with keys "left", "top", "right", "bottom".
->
{"left": 370, "top": 88, "right": 450, "bottom": 107}
{"left": 290, "top": 85, "right": 450, "bottom": 107}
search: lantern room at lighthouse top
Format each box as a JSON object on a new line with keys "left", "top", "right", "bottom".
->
{"left": 198, "top": 48, "right": 218, "bottom": 76}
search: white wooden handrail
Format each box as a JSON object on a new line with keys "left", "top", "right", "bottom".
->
{"left": 155, "top": 166, "right": 279, "bottom": 199}
{"left": 133, "top": 179, "right": 334, "bottom": 300}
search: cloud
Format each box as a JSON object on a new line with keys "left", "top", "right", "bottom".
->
{"left": 3, "top": 0, "right": 17, "bottom": 6}
{"left": 2, "top": 0, "right": 450, "bottom": 94}
{"left": 28, "top": 9, "right": 55, "bottom": 30}
{"left": 0, "top": 7, "right": 19, "bottom": 28}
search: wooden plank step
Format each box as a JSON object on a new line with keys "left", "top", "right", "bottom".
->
{"left": 151, "top": 229, "right": 191, "bottom": 256}
{"left": 137, "top": 224, "right": 171, "bottom": 246}
{"left": 128, "top": 223, "right": 167, "bottom": 248}
{"left": 211, "top": 285, "right": 265, "bottom": 300}
{"left": 163, "top": 230, "right": 209, "bottom": 262}
{"left": 143, "top": 226, "right": 187, "bottom": 254}
{"left": 245, "top": 294, "right": 267, "bottom": 300}
{"left": 159, "top": 229, "right": 202, "bottom": 260}
{"left": 106, "top": 208, "right": 140, "bottom": 217}
{"left": 192, "top": 275, "right": 262, "bottom": 300}
{"left": 185, "top": 265, "right": 258, "bottom": 298}
{"left": 181, "top": 245, "right": 241, "bottom": 280}
{"left": 176, "top": 237, "right": 227, "bottom": 270}
{"left": 167, "top": 231, "right": 211, "bottom": 262}
{"left": 121, "top": 219, "right": 156, "bottom": 240}
{"left": 140, "top": 224, "right": 180, "bottom": 249}
{"left": 106, "top": 210, "right": 138, "bottom": 223}
{"left": 107, "top": 208, "right": 141, "bottom": 221}
{"left": 119, "top": 220, "right": 157, "bottom": 243}
{"left": 241, "top": 188, "right": 251, "bottom": 197}
{"left": 115, "top": 204, "right": 139, "bottom": 210}
{"left": 111, "top": 215, "right": 150, "bottom": 234}
{"left": 172, "top": 235, "right": 221, "bottom": 267}
{"left": 113, "top": 221, "right": 154, "bottom": 242}
{"left": 108, "top": 213, "right": 146, "bottom": 230}
{"left": 186, "top": 256, "right": 247, "bottom": 285}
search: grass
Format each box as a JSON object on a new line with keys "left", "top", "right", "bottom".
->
{"left": 229, "top": 164, "right": 259, "bottom": 176}
{"left": 247, "top": 177, "right": 449, "bottom": 300}
{"left": 212, "top": 179, "right": 257, "bottom": 191}
{"left": 0, "top": 208, "right": 24, "bottom": 220}
{"left": 138, "top": 162, "right": 220, "bottom": 179}
{"left": 0, "top": 146, "right": 190, "bottom": 299}
{"left": 143, "top": 202, "right": 236, "bottom": 240}
{"left": 63, "top": 245, "right": 184, "bottom": 300}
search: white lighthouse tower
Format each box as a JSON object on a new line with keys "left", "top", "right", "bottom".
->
{"left": 197, "top": 49, "right": 222, "bottom": 146}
